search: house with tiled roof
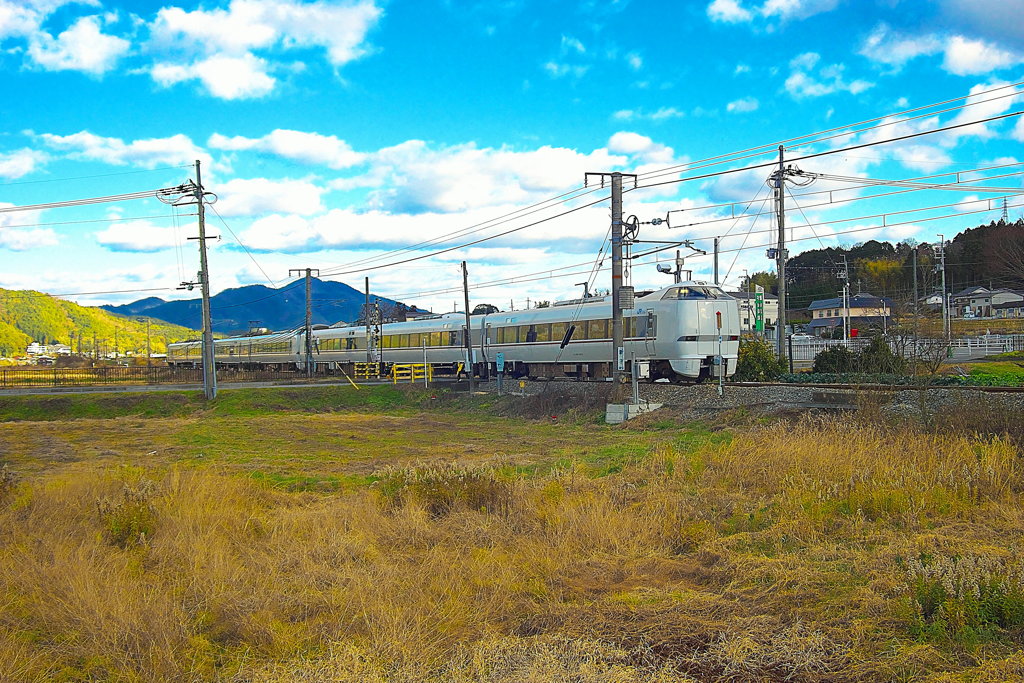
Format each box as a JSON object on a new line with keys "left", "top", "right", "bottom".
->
{"left": 806, "top": 293, "right": 892, "bottom": 336}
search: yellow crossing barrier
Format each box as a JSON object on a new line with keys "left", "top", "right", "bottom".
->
{"left": 391, "top": 363, "right": 433, "bottom": 384}
{"left": 354, "top": 362, "right": 382, "bottom": 380}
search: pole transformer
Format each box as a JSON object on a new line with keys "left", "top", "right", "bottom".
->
{"left": 585, "top": 171, "right": 637, "bottom": 385}
{"left": 289, "top": 267, "right": 319, "bottom": 377}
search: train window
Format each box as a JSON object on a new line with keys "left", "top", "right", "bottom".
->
{"left": 550, "top": 322, "right": 567, "bottom": 341}
{"left": 521, "top": 325, "right": 536, "bottom": 342}
{"left": 398, "top": 334, "right": 409, "bottom": 347}
{"left": 382, "top": 335, "right": 393, "bottom": 349}
{"left": 407, "top": 333, "right": 419, "bottom": 347}
{"left": 624, "top": 317, "right": 636, "bottom": 338}
{"left": 586, "top": 319, "right": 607, "bottom": 340}
{"left": 636, "top": 314, "right": 657, "bottom": 338}
{"left": 430, "top": 332, "right": 442, "bottom": 347}
{"left": 448, "top": 330, "right": 461, "bottom": 346}
{"left": 534, "top": 324, "right": 551, "bottom": 342}
{"left": 503, "top": 326, "right": 519, "bottom": 343}
{"left": 662, "top": 286, "right": 724, "bottom": 299}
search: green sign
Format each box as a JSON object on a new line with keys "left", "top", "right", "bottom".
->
{"left": 754, "top": 285, "right": 765, "bottom": 332}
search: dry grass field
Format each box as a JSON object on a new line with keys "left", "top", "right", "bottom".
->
{"left": 0, "top": 386, "right": 1023, "bottom": 681}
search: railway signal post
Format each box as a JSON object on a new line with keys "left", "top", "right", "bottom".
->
{"left": 585, "top": 171, "right": 637, "bottom": 386}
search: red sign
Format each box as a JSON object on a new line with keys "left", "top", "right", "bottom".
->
{"left": 850, "top": 328, "right": 859, "bottom": 337}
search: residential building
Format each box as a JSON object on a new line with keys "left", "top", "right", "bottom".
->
{"left": 950, "top": 286, "right": 1024, "bottom": 317}
{"left": 994, "top": 300, "right": 1024, "bottom": 319}
{"left": 806, "top": 293, "right": 892, "bottom": 336}
{"left": 728, "top": 291, "right": 779, "bottom": 332}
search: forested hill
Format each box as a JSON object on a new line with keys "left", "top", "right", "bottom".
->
{"left": 743, "top": 219, "right": 1024, "bottom": 310}
{"left": 101, "top": 278, "right": 427, "bottom": 335}
{"left": 0, "top": 289, "right": 198, "bottom": 357}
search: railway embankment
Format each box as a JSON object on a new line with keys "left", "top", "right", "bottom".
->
{"left": 479, "top": 378, "right": 1024, "bottom": 422}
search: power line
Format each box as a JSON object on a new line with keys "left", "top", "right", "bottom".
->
{"left": 208, "top": 203, "right": 278, "bottom": 288}
{"left": 0, "top": 164, "right": 194, "bottom": 187}
{"left": 0, "top": 184, "right": 191, "bottom": 214}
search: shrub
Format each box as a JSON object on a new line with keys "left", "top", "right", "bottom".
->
{"left": 859, "top": 335, "right": 907, "bottom": 374}
{"left": 374, "top": 464, "right": 512, "bottom": 517}
{"left": 905, "top": 554, "right": 1024, "bottom": 646}
{"left": 96, "top": 478, "right": 158, "bottom": 548}
{"left": 734, "top": 339, "right": 787, "bottom": 381}
{"left": 813, "top": 346, "right": 858, "bottom": 373}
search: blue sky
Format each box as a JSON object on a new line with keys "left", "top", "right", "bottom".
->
{"left": 2, "top": 0, "right": 1024, "bottom": 317}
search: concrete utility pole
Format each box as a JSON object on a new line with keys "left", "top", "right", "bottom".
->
{"left": 774, "top": 145, "right": 788, "bottom": 362}
{"left": 937, "top": 234, "right": 949, "bottom": 339}
{"left": 461, "top": 260, "right": 475, "bottom": 392}
{"left": 364, "top": 277, "right": 372, "bottom": 363}
{"left": 585, "top": 171, "right": 637, "bottom": 385}
{"left": 114, "top": 327, "right": 119, "bottom": 360}
{"left": 713, "top": 237, "right": 720, "bottom": 285}
{"left": 194, "top": 160, "right": 217, "bottom": 399}
{"left": 144, "top": 319, "right": 152, "bottom": 365}
{"left": 289, "top": 268, "right": 319, "bottom": 377}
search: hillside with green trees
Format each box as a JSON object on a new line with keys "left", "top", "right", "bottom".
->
{"left": 740, "top": 218, "right": 1024, "bottom": 313}
{"left": 0, "top": 289, "right": 199, "bottom": 358}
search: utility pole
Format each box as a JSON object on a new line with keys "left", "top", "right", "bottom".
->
{"left": 114, "top": 327, "right": 119, "bottom": 361}
{"left": 461, "top": 260, "right": 476, "bottom": 392}
{"left": 144, "top": 319, "right": 151, "bottom": 365}
{"left": 912, "top": 248, "right": 919, "bottom": 337}
{"left": 93, "top": 331, "right": 97, "bottom": 360}
{"left": 585, "top": 171, "right": 637, "bottom": 385}
{"left": 937, "top": 235, "right": 949, "bottom": 339}
{"left": 674, "top": 250, "right": 683, "bottom": 283}
{"left": 289, "top": 268, "right": 319, "bottom": 377}
{"left": 841, "top": 255, "right": 850, "bottom": 342}
{"left": 193, "top": 161, "right": 217, "bottom": 399}
{"left": 364, "top": 277, "right": 372, "bottom": 363}
{"left": 774, "top": 145, "right": 788, "bottom": 362}
{"left": 713, "top": 237, "right": 720, "bottom": 285}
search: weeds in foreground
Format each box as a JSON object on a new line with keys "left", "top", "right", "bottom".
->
{"left": 1, "top": 417, "right": 1022, "bottom": 681}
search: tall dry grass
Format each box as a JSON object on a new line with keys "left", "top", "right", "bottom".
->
{"left": 0, "top": 418, "right": 1022, "bottom": 681}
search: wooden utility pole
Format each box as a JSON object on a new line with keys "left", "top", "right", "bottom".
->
{"left": 364, "top": 276, "right": 372, "bottom": 363}
{"left": 462, "top": 260, "right": 476, "bottom": 392}
{"left": 289, "top": 268, "right": 319, "bottom": 376}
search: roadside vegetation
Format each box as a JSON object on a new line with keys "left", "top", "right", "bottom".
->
{"left": 0, "top": 386, "right": 1023, "bottom": 681}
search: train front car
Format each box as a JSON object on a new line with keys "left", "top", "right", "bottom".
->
{"left": 648, "top": 282, "right": 740, "bottom": 381}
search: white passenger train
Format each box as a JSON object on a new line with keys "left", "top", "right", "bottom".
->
{"left": 167, "top": 282, "right": 740, "bottom": 382}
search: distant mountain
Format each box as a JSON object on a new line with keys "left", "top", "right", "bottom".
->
{"left": 102, "top": 279, "right": 427, "bottom": 335}
{"left": 0, "top": 288, "right": 198, "bottom": 357}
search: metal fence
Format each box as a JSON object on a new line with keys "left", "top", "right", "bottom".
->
{"left": 0, "top": 366, "right": 311, "bottom": 389}
{"left": 786, "top": 333, "right": 1024, "bottom": 366}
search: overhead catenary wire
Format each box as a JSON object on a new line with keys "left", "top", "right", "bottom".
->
{"left": 310, "top": 82, "right": 1024, "bottom": 278}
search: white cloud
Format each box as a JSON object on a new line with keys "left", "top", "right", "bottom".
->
{"left": 26, "top": 15, "right": 129, "bottom": 75}
{"left": 543, "top": 61, "right": 589, "bottom": 79}
{"left": 95, "top": 221, "right": 179, "bottom": 252}
{"left": 611, "top": 107, "right": 684, "bottom": 122}
{"left": 734, "top": 63, "right": 751, "bottom": 74}
{"left": 859, "top": 23, "right": 1024, "bottom": 77}
{"left": 606, "top": 132, "right": 674, "bottom": 164}
{"left": 560, "top": 34, "right": 585, "bottom": 54}
{"left": 726, "top": 96, "right": 759, "bottom": 112}
{"left": 625, "top": 51, "right": 642, "bottom": 70}
{"left": 0, "top": 149, "right": 46, "bottom": 179}
{"left": 707, "top": 0, "right": 752, "bottom": 23}
{"left": 707, "top": 0, "right": 838, "bottom": 24}
{"left": 151, "top": 53, "right": 276, "bottom": 100}
{"left": 942, "top": 35, "right": 1022, "bottom": 75}
{"left": 0, "top": 228, "right": 58, "bottom": 251}
{"left": 38, "top": 131, "right": 206, "bottom": 167}
{"left": 146, "top": 0, "right": 382, "bottom": 98}
{"left": 784, "top": 52, "right": 873, "bottom": 98}
{"left": 208, "top": 129, "right": 363, "bottom": 168}
{"left": 858, "top": 24, "right": 943, "bottom": 70}
{"left": 214, "top": 177, "right": 326, "bottom": 217}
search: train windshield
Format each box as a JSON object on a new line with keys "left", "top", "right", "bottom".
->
{"left": 661, "top": 286, "right": 727, "bottom": 300}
